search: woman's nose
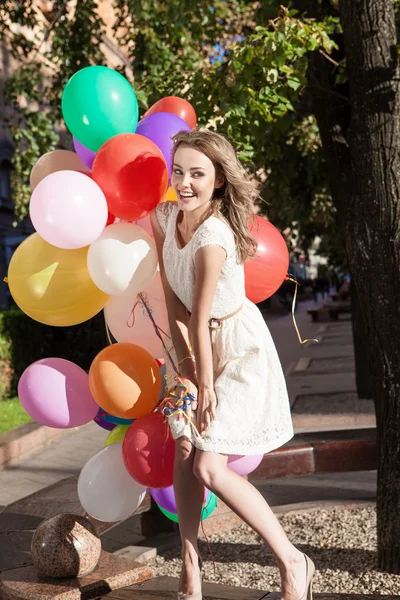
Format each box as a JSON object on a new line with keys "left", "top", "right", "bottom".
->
{"left": 180, "top": 172, "right": 192, "bottom": 188}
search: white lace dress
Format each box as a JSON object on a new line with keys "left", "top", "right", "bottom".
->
{"left": 156, "top": 201, "right": 293, "bottom": 455}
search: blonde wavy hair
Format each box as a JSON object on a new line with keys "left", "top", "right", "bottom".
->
{"left": 172, "top": 129, "right": 259, "bottom": 263}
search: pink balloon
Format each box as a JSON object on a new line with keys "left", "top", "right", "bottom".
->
{"left": 134, "top": 215, "right": 154, "bottom": 238}
{"left": 18, "top": 358, "right": 99, "bottom": 428}
{"left": 104, "top": 271, "right": 169, "bottom": 358}
{"left": 227, "top": 454, "right": 264, "bottom": 476}
{"left": 29, "top": 170, "right": 108, "bottom": 249}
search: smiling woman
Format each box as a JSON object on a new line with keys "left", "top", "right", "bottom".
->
{"left": 150, "top": 129, "right": 312, "bottom": 600}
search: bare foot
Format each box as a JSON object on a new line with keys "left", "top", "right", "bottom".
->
{"left": 179, "top": 553, "right": 202, "bottom": 596}
{"left": 279, "top": 552, "right": 307, "bottom": 600}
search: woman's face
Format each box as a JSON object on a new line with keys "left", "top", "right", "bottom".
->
{"left": 171, "top": 145, "right": 221, "bottom": 214}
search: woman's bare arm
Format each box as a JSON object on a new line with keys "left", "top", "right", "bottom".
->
{"left": 150, "top": 209, "right": 196, "bottom": 380}
{"left": 191, "top": 244, "right": 226, "bottom": 432}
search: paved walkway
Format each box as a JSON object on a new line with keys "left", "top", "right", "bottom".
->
{"left": 0, "top": 298, "right": 376, "bottom": 510}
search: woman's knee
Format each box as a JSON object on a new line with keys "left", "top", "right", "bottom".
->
{"left": 174, "top": 437, "right": 195, "bottom": 473}
{"left": 193, "top": 454, "right": 222, "bottom": 489}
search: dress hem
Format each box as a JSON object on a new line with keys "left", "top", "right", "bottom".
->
{"left": 174, "top": 429, "right": 294, "bottom": 456}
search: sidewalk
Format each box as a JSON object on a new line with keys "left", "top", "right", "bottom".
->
{"left": 0, "top": 300, "right": 376, "bottom": 511}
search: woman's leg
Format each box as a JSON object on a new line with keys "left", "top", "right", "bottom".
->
{"left": 193, "top": 450, "right": 308, "bottom": 600}
{"left": 174, "top": 437, "right": 205, "bottom": 595}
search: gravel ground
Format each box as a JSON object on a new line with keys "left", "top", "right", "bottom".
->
{"left": 152, "top": 506, "right": 400, "bottom": 594}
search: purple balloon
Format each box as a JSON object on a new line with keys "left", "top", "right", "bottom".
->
{"left": 136, "top": 112, "right": 190, "bottom": 178}
{"left": 18, "top": 358, "right": 99, "bottom": 429}
{"left": 227, "top": 454, "right": 264, "bottom": 477}
{"left": 93, "top": 415, "right": 116, "bottom": 432}
{"left": 73, "top": 136, "right": 96, "bottom": 170}
{"left": 150, "top": 484, "right": 210, "bottom": 514}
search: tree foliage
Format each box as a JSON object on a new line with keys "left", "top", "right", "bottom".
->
{"left": 1, "top": 0, "right": 339, "bottom": 258}
{"left": 4, "top": 0, "right": 400, "bottom": 573}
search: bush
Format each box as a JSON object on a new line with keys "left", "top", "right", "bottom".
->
{"left": 0, "top": 309, "right": 108, "bottom": 399}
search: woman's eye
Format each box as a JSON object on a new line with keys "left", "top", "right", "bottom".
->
{"left": 173, "top": 169, "right": 182, "bottom": 175}
{"left": 193, "top": 172, "right": 203, "bottom": 177}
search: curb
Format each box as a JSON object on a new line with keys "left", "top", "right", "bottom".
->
{"left": 0, "top": 422, "right": 67, "bottom": 471}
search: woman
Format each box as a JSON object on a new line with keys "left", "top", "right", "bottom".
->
{"left": 150, "top": 129, "right": 315, "bottom": 600}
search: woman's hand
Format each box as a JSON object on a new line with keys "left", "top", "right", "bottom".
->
{"left": 179, "top": 375, "right": 198, "bottom": 423}
{"left": 197, "top": 387, "right": 217, "bottom": 435}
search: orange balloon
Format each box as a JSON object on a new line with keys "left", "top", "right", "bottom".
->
{"left": 144, "top": 96, "right": 197, "bottom": 130}
{"left": 89, "top": 343, "right": 162, "bottom": 419}
{"left": 163, "top": 186, "right": 177, "bottom": 202}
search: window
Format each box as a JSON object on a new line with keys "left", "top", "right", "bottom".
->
{"left": 0, "top": 140, "right": 13, "bottom": 209}
{"left": 0, "top": 159, "right": 11, "bottom": 203}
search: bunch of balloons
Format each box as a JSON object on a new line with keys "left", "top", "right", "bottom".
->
{"left": 10, "top": 65, "right": 212, "bottom": 524}
{"left": 10, "top": 64, "right": 288, "bottom": 524}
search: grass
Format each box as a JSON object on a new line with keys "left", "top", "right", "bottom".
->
{"left": 0, "top": 397, "right": 32, "bottom": 435}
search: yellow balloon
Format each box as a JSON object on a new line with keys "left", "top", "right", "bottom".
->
{"left": 8, "top": 233, "right": 109, "bottom": 326}
{"left": 104, "top": 424, "right": 130, "bottom": 447}
{"left": 163, "top": 186, "right": 177, "bottom": 202}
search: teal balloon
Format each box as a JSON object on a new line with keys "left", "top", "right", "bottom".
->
{"left": 158, "top": 492, "right": 218, "bottom": 523}
{"left": 62, "top": 66, "right": 139, "bottom": 152}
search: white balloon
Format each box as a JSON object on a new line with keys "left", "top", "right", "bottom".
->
{"left": 104, "top": 271, "right": 169, "bottom": 358}
{"left": 87, "top": 222, "right": 157, "bottom": 295}
{"left": 77, "top": 442, "right": 147, "bottom": 522}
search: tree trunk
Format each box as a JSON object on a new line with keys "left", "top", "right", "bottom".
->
{"left": 350, "top": 281, "right": 373, "bottom": 400}
{"left": 340, "top": 0, "right": 400, "bottom": 573}
{"left": 296, "top": 0, "right": 373, "bottom": 398}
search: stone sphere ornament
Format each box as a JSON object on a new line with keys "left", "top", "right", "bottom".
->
{"left": 31, "top": 513, "right": 102, "bottom": 579}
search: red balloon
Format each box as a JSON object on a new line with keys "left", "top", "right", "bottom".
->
{"left": 245, "top": 216, "right": 289, "bottom": 304}
{"left": 106, "top": 211, "right": 116, "bottom": 226}
{"left": 92, "top": 134, "right": 168, "bottom": 222}
{"left": 123, "top": 412, "right": 175, "bottom": 488}
{"left": 144, "top": 96, "right": 197, "bottom": 130}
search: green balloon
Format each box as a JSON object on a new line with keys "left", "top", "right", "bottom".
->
{"left": 158, "top": 505, "right": 179, "bottom": 523}
{"left": 158, "top": 492, "right": 218, "bottom": 523}
{"left": 62, "top": 66, "right": 139, "bottom": 152}
{"left": 104, "top": 424, "right": 130, "bottom": 447}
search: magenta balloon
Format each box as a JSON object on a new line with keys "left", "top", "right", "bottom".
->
{"left": 227, "top": 454, "right": 264, "bottom": 477}
{"left": 73, "top": 136, "right": 96, "bottom": 170}
{"left": 136, "top": 112, "right": 190, "bottom": 178}
{"left": 149, "top": 485, "right": 210, "bottom": 514}
{"left": 18, "top": 358, "right": 99, "bottom": 428}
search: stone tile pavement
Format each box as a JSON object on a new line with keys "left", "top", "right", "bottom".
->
{"left": 0, "top": 421, "right": 107, "bottom": 506}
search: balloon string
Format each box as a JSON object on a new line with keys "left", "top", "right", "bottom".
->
{"left": 138, "top": 292, "right": 181, "bottom": 378}
{"left": 156, "top": 383, "right": 203, "bottom": 443}
{"left": 105, "top": 321, "right": 113, "bottom": 346}
{"left": 127, "top": 298, "right": 140, "bottom": 328}
{"left": 286, "top": 275, "right": 319, "bottom": 345}
{"left": 137, "top": 293, "right": 203, "bottom": 443}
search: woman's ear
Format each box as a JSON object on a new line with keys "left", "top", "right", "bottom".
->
{"left": 215, "top": 175, "right": 225, "bottom": 189}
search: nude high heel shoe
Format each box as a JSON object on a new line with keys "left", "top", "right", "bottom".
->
{"left": 177, "top": 557, "right": 203, "bottom": 600}
{"left": 301, "top": 554, "right": 315, "bottom": 600}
